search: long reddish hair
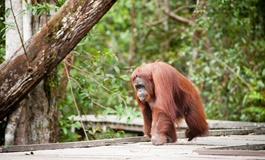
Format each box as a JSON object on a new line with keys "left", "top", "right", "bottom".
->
{"left": 131, "top": 61, "right": 205, "bottom": 122}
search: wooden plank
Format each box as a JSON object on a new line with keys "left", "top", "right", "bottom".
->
{"left": 70, "top": 115, "right": 265, "bottom": 129}
{"left": 215, "top": 144, "right": 265, "bottom": 150}
{"left": 193, "top": 149, "right": 265, "bottom": 157}
{"left": 207, "top": 120, "right": 265, "bottom": 129}
{"left": 194, "top": 144, "right": 265, "bottom": 157}
{"left": 2, "top": 135, "right": 265, "bottom": 159}
{"left": 208, "top": 129, "right": 256, "bottom": 136}
{"left": 1, "top": 129, "right": 262, "bottom": 153}
{"left": 0, "top": 136, "right": 150, "bottom": 153}
{"left": 177, "top": 129, "right": 262, "bottom": 139}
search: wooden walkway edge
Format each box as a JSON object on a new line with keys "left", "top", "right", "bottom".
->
{"left": 2, "top": 134, "right": 265, "bottom": 159}
{"left": 70, "top": 115, "right": 265, "bottom": 133}
{"left": 0, "top": 136, "right": 149, "bottom": 153}
{"left": 194, "top": 144, "right": 265, "bottom": 157}
{"left": 1, "top": 128, "right": 264, "bottom": 153}
{"left": 194, "top": 149, "right": 265, "bottom": 157}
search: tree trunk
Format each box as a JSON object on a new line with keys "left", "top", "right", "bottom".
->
{"left": 4, "top": 0, "right": 59, "bottom": 145}
{"left": 0, "top": 0, "right": 117, "bottom": 123}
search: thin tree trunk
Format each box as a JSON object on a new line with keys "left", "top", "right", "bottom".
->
{"left": 15, "top": 0, "right": 59, "bottom": 145}
{"left": 4, "top": 0, "right": 24, "bottom": 146}
{"left": 5, "top": 0, "right": 22, "bottom": 59}
{"left": 0, "top": 0, "right": 117, "bottom": 121}
{"left": 128, "top": 0, "right": 135, "bottom": 67}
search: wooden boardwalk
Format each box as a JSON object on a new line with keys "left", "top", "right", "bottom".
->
{"left": 69, "top": 115, "right": 265, "bottom": 132}
{"left": 1, "top": 134, "right": 265, "bottom": 160}
{"left": 1, "top": 118, "right": 265, "bottom": 159}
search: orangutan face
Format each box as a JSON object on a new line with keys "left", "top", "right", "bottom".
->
{"left": 133, "top": 77, "right": 153, "bottom": 103}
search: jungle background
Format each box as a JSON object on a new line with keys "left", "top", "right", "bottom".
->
{"left": 0, "top": 0, "right": 264, "bottom": 143}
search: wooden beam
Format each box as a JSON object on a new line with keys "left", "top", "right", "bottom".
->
{"left": 194, "top": 148, "right": 265, "bottom": 157}
{"left": 0, "top": 137, "right": 150, "bottom": 153}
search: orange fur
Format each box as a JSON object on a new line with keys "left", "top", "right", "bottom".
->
{"left": 131, "top": 61, "right": 208, "bottom": 145}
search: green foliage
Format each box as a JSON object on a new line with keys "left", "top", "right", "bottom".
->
{"left": 1, "top": 0, "right": 265, "bottom": 143}
{"left": 193, "top": 0, "right": 265, "bottom": 121}
{"left": 0, "top": 2, "right": 5, "bottom": 63}
{"left": 25, "top": 3, "right": 59, "bottom": 16}
{"left": 59, "top": 43, "right": 135, "bottom": 115}
{"left": 86, "top": 126, "right": 125, "bottom": 140}
{"left": 59, "top": 116, "right": 81, "bottom": 142}
{"left": 241, "top": 67, "right": 265, "bottom": 122}
{"left": 95, "top": 0, "right": 265, "bottom": 122}
{"left": 58, "top": 36, "right": 141, "bottom": 141}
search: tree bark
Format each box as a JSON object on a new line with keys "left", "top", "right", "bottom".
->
{"left": 0, "top": 0, "right": 117, "bottom": 120}
{"left": 4, "top": 0, "right": 60, "bottom": 145}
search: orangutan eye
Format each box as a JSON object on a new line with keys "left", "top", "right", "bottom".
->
{"left": 135, "top": 84, "right": 144, "bottom": 90}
